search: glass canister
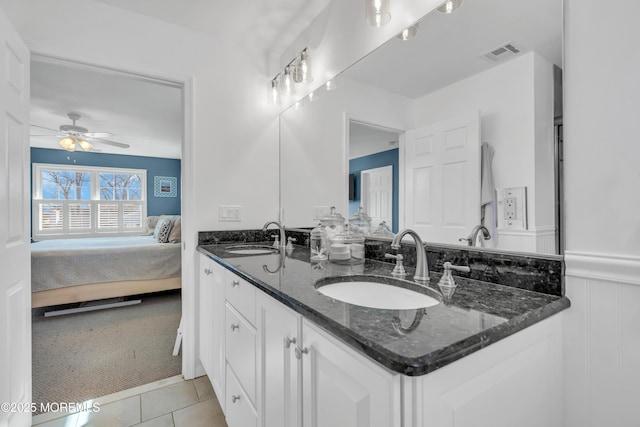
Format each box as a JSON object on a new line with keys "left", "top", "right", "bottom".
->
{"left": 349, "top": 206, "right": 372, "bottom": 235}
{"left": 310, "top": 223, "right": 327, "bottom": 261}
{"left": 328, "top": 224, "right": 365, "bottom": 265}
{"left": 319, "top": 206, "right": 345, "bottom": 254}
{"left": 371, "top": 221, "right": 395, "bottom": 238}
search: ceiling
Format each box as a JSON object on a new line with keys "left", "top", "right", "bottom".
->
{"left": 29, "top": 0, "right": 333, "bottom": 159}
{"left": 344, "top": 0, "right": 562, "bottom": 99}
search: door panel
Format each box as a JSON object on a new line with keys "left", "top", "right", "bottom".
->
{"left": 0, "top": 7, "right": 31, "bottom": 427}
{"left": 403, "top": 113, "right": 480, "bottom": 244}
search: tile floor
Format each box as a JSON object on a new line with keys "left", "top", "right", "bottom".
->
{"left": 32, "top": 375, "right": 228, "bottom": 427}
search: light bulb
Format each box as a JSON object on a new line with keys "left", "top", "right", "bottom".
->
{"left": 366, "top": 0, "right": 390, "bottom": 27}
{"left": 308, "top": 90, "right": 318, "bottom": 103}
{"left": 59, "top": 137, "right": 75, "bottom": 152}
{"left": 270, "top": 78, "right": 281, "bottom": 105}
{"left": 78, "top": 139, "right": 93, "bottom": 151}
{"left": 325, "top": 79, "right": 337, "bottom": 91}
{"left": 299, "top": 49, "right": 312, "bottom": 83}
{"left": 437, "top": 0, "right": 462, "bottom": 14}
{"left": 397, "top": 23, "right": 419, "bottom": 41}
{"left": 283, "top": 67, "right": 294, "bottom": 96}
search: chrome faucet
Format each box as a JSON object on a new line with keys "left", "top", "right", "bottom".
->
{"left": 459, "top": 225, "right": 491, "bottom": 247}
{"left": 263, "top": 220, "right": 287, "bottom": 248}
{"left": 391, "top": 229, "right": 430, "bottom": 284}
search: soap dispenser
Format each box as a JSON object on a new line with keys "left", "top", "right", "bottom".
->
{"left": 437, "top": 262, "right": 471, "bottom": 299}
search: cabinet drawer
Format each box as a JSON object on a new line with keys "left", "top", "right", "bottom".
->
{"left": 226, "top": 303, "right": 256, "bottom": 404}
{"left": 226, "top": 364, "right": 257, "bottom": 427}
{"left": 225, "top": 271, "right": 256, "bottom": 325}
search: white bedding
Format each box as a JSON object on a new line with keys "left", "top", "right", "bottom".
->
{"left": 31, "top": 236, "right": 181, "bottom": 292}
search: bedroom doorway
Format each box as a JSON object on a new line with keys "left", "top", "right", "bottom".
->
{"left": 29, "top": 54, "right": 191, "bottom": 410}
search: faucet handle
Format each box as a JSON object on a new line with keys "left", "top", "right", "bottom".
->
{"left": 286, "top": 237, "right": 297, "bottom": 250}
{"left": 385, "top": 253, "right": 407, "bottom": 277}
{"left": 437, "top": 262, "right": 471, "bottom": 299}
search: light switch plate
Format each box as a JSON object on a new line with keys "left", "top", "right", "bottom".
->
{"left": 219, "top": 205, "right": 241, "bottom": 222}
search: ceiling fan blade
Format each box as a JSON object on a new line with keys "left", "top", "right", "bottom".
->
{"left": 90, "top": 138, "right": 130, "bottom": 149}
{"left": 83, "top": 132, "right": 115, "bottom": 138}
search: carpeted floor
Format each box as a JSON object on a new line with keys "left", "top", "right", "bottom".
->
{"left": 32, "top": 290, "right": 182, "bottom": 412}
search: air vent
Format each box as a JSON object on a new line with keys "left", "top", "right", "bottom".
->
{"left": 482, "top": 42, "right": 522, "bottom": 63}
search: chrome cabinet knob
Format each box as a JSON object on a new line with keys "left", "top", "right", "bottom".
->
{"left": 295, "top": 346, "right": 309, "bottom": 359}
{"left": 204, "top": 268, "right": 212, "bottom": 275}
{"left": 231, "top": 395, "right": 240, "bottom": 403}
{"left": 230, "top": 324, "right": 239, "bottom": 331}
{"left": 284, "top": 336, "right": 297, "bottom": 349}
{"left": 231, "top": 280, "right": 240, "bottom": 287}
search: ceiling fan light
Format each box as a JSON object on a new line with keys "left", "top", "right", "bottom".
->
{"left": 78, "top": 139, "right": 92, "bottom": 151}
{"left": 59, "top": 137, "right": 76, "bottom": 151}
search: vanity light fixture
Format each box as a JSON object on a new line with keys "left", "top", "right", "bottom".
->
{"left": 269, "top": 47, "right": 312, "bottom": 105}
{"left": 397, "top": 23, "right": 419, "bottom": 41}
{"left": 365, "top": 0, "right": 391, "bottom": 27}
{"left": 437, "top": 0, "right": 463, "bottom": 14}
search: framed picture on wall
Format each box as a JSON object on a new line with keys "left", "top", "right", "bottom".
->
{"left": 154, "top": 176, "right": 177, "bottom": 197}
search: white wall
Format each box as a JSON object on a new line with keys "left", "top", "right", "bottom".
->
{"left": 280, "top": 76, "right": 412, "bottom": 227}
{"left": 563, "top": 1, "right": 640, "bottom": 426}
{"left": 412, "top": 52, "right": 556, "bottom": 253}
{"left": 0, "top": 0, "right": 280, "bottom": 379}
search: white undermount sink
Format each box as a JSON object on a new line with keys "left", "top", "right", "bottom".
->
{"left": 315, "top": 276, "right": 440, "bottom": 310}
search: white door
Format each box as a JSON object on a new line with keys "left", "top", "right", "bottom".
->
{"left": 0, "top": 8, "right": 32, "bottom": 427}
{"left": 403, "top": 113, "right": 480, "bottom": 244}
{"left": 361, "top": 166, "right": 392, "bottom": 229}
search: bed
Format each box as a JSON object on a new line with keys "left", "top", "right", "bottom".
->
{"left": 31, "top": 235, "right": 182, "bottom": 308}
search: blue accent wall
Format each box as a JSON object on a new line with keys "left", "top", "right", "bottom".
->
{"left": 31, "top": 148, "right": 181, "bottom": 216}
{"left": 349, "top": 148, "right": 398, "bottom": 233}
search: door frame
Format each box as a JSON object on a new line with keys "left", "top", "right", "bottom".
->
{"left": 28, "top": 52, "right": 198, "bottom": 379}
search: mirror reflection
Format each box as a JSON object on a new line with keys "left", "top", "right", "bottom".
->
{"left": 280, "top": 0, "right": 563, "bottom": 255}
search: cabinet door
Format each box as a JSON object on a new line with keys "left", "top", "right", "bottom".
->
{"left": 256, "top": 292, "right": 301, "bottom": 427}
{"left": 198, "top": 254, "right": 226, "bottom": 405}
{"left": 301, "top": 319, "right": 401, "bottom": 427}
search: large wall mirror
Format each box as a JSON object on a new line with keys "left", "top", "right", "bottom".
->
{"left": 280, "top": 0, "right": 563, "bottom": 255}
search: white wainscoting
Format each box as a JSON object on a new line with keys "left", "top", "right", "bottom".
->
{"left": 496, "top": 226, "right": 556, "bottom": 254}
{"left": 564, "top": 251, "right": 640, "bottom": 427}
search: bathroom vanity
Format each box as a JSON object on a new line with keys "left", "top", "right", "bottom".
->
{"left": 197, "top": 238, "right": 569, "bottom": 427}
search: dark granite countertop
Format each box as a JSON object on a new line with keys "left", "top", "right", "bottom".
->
{"left": 197, "top": 243, "right": 570, "bottom": 376}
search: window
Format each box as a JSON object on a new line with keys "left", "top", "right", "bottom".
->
{"left": 33, "top": 164, "right": 147, "bottom": 239}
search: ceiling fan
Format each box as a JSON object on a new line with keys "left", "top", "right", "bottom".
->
{"left": 30, "top": 112, "right": 130, "bottom": 152}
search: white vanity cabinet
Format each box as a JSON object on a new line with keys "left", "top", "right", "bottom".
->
{"left": 225, "top": 270, "right": 258, "bottom": 427}
{"left": 256, "top": 291, "right": 401, "bottom": 427}
{"left": 198, "top": 254, "right": 226, "bottom": 405}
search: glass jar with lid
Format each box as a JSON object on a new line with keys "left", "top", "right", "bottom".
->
{"left": 328, "top": 224, "right": 365, "bottom": 265}
{"left": 349, "top": 206, "right": 372, "bottom": 235}
{"left": 319, "top": 206, "right": 345, "bottom": 255}
{"left": 310, "top": 223, "right": 327, "bottom": 261}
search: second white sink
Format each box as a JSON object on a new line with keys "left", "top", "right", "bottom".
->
{"left": 316, "top": 276, "right": 440, "bottom": 310}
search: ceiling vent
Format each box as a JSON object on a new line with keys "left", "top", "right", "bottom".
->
{"left": 482, "top": 42, "right": 522, "bottom": 63}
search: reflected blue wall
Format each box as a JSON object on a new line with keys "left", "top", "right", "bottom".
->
{"left": 348, "top": 148, "right": 398, "bottom": 233}
{"left": 31, "top": 148, "right": 181, "bottom": 216}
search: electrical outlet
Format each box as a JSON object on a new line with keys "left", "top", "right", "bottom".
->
{"left": 504, "top": 197, "right": 516, "bottom": 220}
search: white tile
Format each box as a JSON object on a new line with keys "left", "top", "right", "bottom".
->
{"left": 75, "top": 396, "right": 140, "bottom": 427}
{"left": 140, "top": 380, "right": 198, "bottom": 421}
{"left": 32, "top": 413, "right": 80, "bottom": 427}
{"left": 131, "top": 413, "right": 174, "bottom": 427}
{"left": 172, "top": 400, "right": 226, "bottom": 427}
{"left": 193, "top": 376, "right": 215, "bottom": 401}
